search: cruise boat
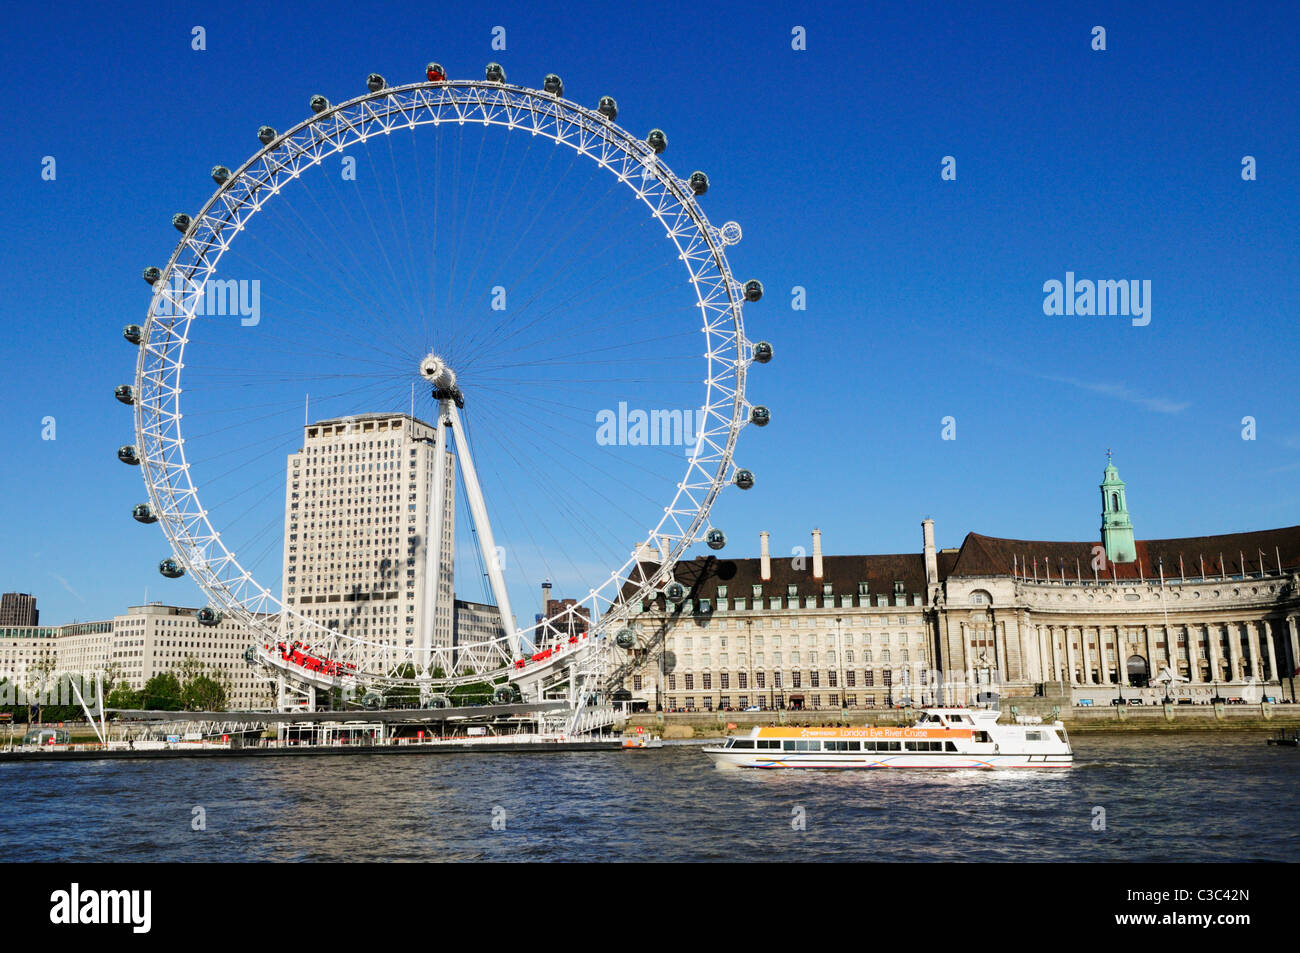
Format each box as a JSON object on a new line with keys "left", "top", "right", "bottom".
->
{"left": 702, "top": 708, "right": 1072, "bottom": 770}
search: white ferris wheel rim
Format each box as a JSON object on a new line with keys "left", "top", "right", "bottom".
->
{"left": 132, "top": 77, "right": 755, "bottom": 689}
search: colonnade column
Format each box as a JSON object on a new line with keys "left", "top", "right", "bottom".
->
{"left": 1102, "top": 624, "right": 1112, "bottom": 686}
{"left": 1065, "top": 626, "right": 1078, "bottom": 685}
{"left": 1226, "top": 623, "right": 1239, "bottom": 681}
{"left": 1187, "top": 623, "right": 1202, "bottom": 683}
{"left": 1080, "top": 626, "right": 1094, "bottom": 684}
{"left": 1245, "top": 621, "right": 1261, "bottom": 681}
{"left": 1143, "top": 625, "right": 1156, "bottom": 684}
{"left": 1208, "top": 623, "right": 1222, "bottom": 683}
{"left": 1263, "top": 620, "right": 1278, "bottom": 684}
{"left": 1288, "top": 616, "right": 1300, "bottom": 680}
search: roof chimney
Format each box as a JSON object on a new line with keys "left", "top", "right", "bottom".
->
{"left": 812, "top": 528, "right": 824, "bottom": 580}
{"left": 760, "top": 531, "right": 771, "bottom": 582}
{"left": 922, "top": 518, "right": 937, "bottom": 584}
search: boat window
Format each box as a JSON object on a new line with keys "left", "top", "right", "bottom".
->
{"left": 757, "top": 739, "right": 780, "bottom": 750}
{"left": 731, "top": 739, "right": 755, "bottom": 749}
{"left": 795, "top": 740, "right": 821, "bottom": 752}
{"left": 1025, "top": 731, "right": 1043, "bottom": 742}
{"left": 974, "top": 731, "right": 990, "bottom": 743}
{"left": 783, "top": 740, "right": 798, "bottom": 751}
{"left": 945, "top": 741, "right": 958, "bottom": 752}
{"left": 724, "top": 738, "right": 734, "bottom": 748}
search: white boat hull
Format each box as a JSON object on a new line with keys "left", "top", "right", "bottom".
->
{"left": 704, "top": 748, "right": 1073, "bottom": 770}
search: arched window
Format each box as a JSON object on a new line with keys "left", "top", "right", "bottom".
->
{"left": 1111, "top": 492, "right": 1119, "bottom": 510}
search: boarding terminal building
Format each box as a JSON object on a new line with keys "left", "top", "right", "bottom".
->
{"left": 625, "top": 460, "right": 1300, "bottom": 711}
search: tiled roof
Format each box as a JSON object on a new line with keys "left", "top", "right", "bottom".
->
{"left": 948, "top": 525, "right": 1300, "bottom": 580}
{"left": 629, "top": 552, "right": 930, "bottom": 604}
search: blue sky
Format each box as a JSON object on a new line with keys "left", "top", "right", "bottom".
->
{"left": 2, "top": 0, "right": 1298, "bottom": 626}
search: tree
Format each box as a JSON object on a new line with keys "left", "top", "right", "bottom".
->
{"left": 140, "top": 673, "right": 183, "bottom": 711}
{"left": 26, "top": 655, "right": 57, "bottom": 724}
{"left": 178, "top": 655, "right": 205, "bottom": 684}
{"left": 182, "top": 675, "right": 227, "bottom": 712}
{"left": 106, "top": 681, "right": 142, "bottom": 710}
{"left": 383, "top": 663, "right": 421, "bottom": 708}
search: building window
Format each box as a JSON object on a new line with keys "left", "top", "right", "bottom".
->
{"left": 792, "top": 671, "right": 802, "bottom": 688}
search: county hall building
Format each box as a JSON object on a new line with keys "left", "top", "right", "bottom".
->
{"left": 625, "top": 458, "right": 1300, "bottom": 711}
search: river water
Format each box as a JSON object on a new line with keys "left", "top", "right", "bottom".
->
{"left": 1, "top": 732, "right": 1293, "bottom": 862}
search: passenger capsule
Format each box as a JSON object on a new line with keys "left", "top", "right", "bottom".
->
{"left": 706, "top": 528, "right": 727, "bottom": 550}
{"left": 257, "top": 125, "right": 277, "bottom": 146}
{"left": 242, "top": 646, "right": 256, "bottom": 664}
{"left": 646, "top": 129, "right": 667, "bottom": 154}
{"left": 485, "top": 62, "right": 506, "bottom": 83}
{"left": 424, "top": 693, "right": 450, "bottom": 709}
{"left": 210, "top": 165, "right": 230, "bottom": 185}
{"left": 426, "top": 62, "right": 446, "bottom": 82}
{"left": 543, "top": 73, "right": 564, "bottom": 96}
{"left": 132, "top": 503, "right": 158, "bottom": 524}
{"left": 743, "top": 279, "right": 764, "bottom": 302}
{"left": 114, "top": 385, "right": 136, "bottom": 405}
{"left": 664, "top": 581, "right": 686, "bottom": 604}
{"left": 367, "top": 73, "right": 386, "bottom": 92}
{"left": 752, "top": 341, "right": 773, "bottom": 364}
{"left": 689, "top": 171, "right": 709, "bottom": 195}
{"left": 749, "top": 405, "right": 771, "bottom": 427}
{"left": 142, "top": 267, "right": 162, "bottom": 285}
{"left": 597, "top": 96, "right": 618, "bottom": 120}
{"left": 196, "top": 606, "right": 222, "bottom": 626}
{"left": 117, "top": 445, "right": 140, "bottom": 466}
{"left": 172, "top": 213, "right": 192, "bottom": 233}
{"left": 158, "top": 558, "right": 185, "bottom": 579}
{"left": 615, "top": 628, "right": 637, "bottom": 650}
{"left": 734, "top": 469, "right": 755, "bottom": 490}
{"left": 123, "top": 324, "right": 142, "bottom": 345}
{"left": 494, "top": 685, "right": 521, "bottom": 704}
{"left": 309, "top": 94, "right": 329, "bottom": 115}
{"left": 361, "top": 691, "right": 383, "bottom": 710}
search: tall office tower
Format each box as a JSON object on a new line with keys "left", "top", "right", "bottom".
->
{"left": 0, "top": 593, "right": 38, "bottom": 627}
{"left": 280, "top": 413, "right": 455, "bottom": 668}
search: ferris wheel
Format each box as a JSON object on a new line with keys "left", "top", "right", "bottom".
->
{"left": 116, "top": 63, "right": 773, "bottom": 707}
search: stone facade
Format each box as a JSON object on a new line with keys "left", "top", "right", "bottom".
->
{"left": 623, "top": 465, "right": 1300, "bottom": 711}
{"left": 0, "top": 603, "right": 273, "bottom": 710}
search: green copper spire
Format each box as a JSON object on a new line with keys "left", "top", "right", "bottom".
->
{"left": 1100, "top": 452, "right": 1136, "bottom": 563}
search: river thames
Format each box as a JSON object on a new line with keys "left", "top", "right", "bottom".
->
{"left": 1, "top": 732, "right": 1294, "bottom": 862}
